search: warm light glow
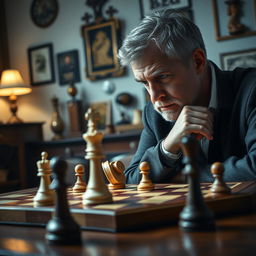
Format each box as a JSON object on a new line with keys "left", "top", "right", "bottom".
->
{"left": 3, "top": 239, "right": 34, "bottom": 253}
{"left": 0, "top": 69, "right": 32, "bottom": 96}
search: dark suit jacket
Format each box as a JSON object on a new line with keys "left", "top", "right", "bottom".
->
{"left": 125, "top": 63, "right": 256, "bottom": 183}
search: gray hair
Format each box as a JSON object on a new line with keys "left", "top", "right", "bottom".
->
{"left": 118, "top": 9, "right": 206, "bottom": 66}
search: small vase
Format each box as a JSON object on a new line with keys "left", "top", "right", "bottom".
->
{"left": 51, "top": 96, "right": 65, "bottom": 140}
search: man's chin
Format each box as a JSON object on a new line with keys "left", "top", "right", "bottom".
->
{"left": 154, "top": 105, "right": 180, "bottom": 121}
{"left": 161, "top": 112, "right": 177, "bottom": 122}
{"left": 155, "top": 109, "right": 178, "bottom": 121}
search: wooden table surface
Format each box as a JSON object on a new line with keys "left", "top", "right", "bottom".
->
{"left": 0, "top": 212, "right": 256, "bottom": 256}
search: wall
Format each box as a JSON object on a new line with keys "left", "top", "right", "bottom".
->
{"left": 2, "top": 0, "right": 256, "bottom": 140}
{"left": 0, "top": 0, "right": 9, "bottom": 73}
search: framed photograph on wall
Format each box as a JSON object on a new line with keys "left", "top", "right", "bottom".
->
{"left": 212, "top": 0, "right": 256, "bottom": 41}
{"left": 139, "top": 0, "right": 192, "bottom": 19}
{"left": 220, "top": 48, "right": 256, "bottom": 70}
{"left": 81, "top": 19, "right": 125, "bottom": 81}
{"left": 57, "top": 49, "right": 81, "bottom": 85}
{"left": 28, "top": 43, "right": 55, "bottom": 86}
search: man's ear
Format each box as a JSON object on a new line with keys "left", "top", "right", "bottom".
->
{"left": 192, "top": 48, "right": 206, "bottom": 74}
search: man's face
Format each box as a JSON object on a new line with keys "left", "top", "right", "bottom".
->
{"left": 131, "top": 46, "right": 204, "bottom": 121}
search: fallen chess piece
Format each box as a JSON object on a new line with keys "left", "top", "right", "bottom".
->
{"left": 102, "top": 160, "right": 126, "bottom": 189}
{"left": 210, "top": 162, "right": 231, "bottom": 195}
{"left": 137, "top": 161, "right": 155, "bottom": 191}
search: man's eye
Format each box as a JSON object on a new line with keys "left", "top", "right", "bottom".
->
{"left": 159, "top": 74, "right": 170, "bottom": 80}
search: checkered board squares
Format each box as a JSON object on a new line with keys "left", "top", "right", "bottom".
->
{"left": 138, "top": 195, "right": 181, "bottom": 204}
{"left": 0, "top": 182, "right": 246, "bottom": 210}
{"left": 0, "top": 182, "right": 255, "bottom": 232}
{"left": 92, "top": 204, "right": 128, "bottom": 210}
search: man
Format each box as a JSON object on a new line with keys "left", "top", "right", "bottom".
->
{"left": 118, "top": 9, "right": 256, "bottom": 183}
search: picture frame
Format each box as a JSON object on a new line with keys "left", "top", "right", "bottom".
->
{"left": 81, "top": 19, "right": 124, "bottom": 81}
{"left": 139, "top": 0, "right": 192, "bottom": 19}
{"left": 220, "top": 48, "right": 256, "bottom": 70}
{"left": 28, "top": 43, "right": 55, "bottom": 86}
{"left": 90, "top": 101, "right": 111, "bottom": 130}
{"left": 212, "top": 0, "right": 256, "bottom": 41}
{"left": 57, "top": 49, "right": 81, "bottom": 85}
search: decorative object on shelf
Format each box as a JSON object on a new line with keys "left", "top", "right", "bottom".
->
{"left": 57, "top": 50, "right": 81, "bottom": 86}
{"left": 139, "top": 0, "right": 192, "bottom": 19}
{"left": 212, "top": 0, "right": 256, "bottom": 41}
{"left": 89, "top": 101, "right": 110, "bottom": 131}
{"left": 66, "top": 83, "right": 83, "bottom": 137}
{"left": 220, "top": 48, "right": 256, "bottom": 70}
{"left": 105, "top": 101, "right": 115, "bottom": 134}
{"left": 28, "top": 43, "right": 55, "bottom": 86}
{"left": 0, "top": 69, "right": 32, "bottom": 123}
{"left": 102, "top": 80, "right": 115, "bottom": 94}
{"left": 30, "top": 0, "right": 59, "bottom": 28}
{"left": 81, "top": 1, "right": 125, "bottom": 80}
{"left": 132, "top": 109, "right": 142, "bottom": 125}
{"left": 115, "top": 92, "right": 134, "bottom": 125}
{"left": 50, "top": 96, "right": 65, "bottom": 140}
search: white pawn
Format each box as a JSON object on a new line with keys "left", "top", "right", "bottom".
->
{"left": 33, "top": 152, "right": 54, "bottom": 207}
{"left": 137, "top": 161, "right": 154, "bottom": 191}
{"left": 73, "top": 164, "right": 86, "bottom": 193}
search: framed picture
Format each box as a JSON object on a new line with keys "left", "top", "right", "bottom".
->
{"left": 28, "top": 43, "right": 55, "bottom": 86}
{"left": 90, "top": 101, "right": 111, "bottom": 130}
{"left": 81, "top": 19, "right": 125, "bottom": 81}
{"left": 220, "top": 48, "right": 256, "bottom": 70}
{"left": 57, "top": 49, "right": 81, "bottom": 85}
{"left": 212, "top": 0, "right": 256, "bottom": 41}
{"left": 139, "top": 0, "right": 192, "bottom": 19}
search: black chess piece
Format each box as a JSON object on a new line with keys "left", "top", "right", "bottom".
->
{"left": 45, "top": 157, "right": 81, "bottom": 245}
{"left": 178, "top": 134, "right": 215, "bottom": 231}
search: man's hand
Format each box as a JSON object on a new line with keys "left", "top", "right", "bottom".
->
{"left": 163, "top": 106, "right": 214, "bottom": 154}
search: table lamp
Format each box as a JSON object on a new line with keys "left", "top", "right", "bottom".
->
{"left": 0, "top": 69, "right": 32, "bottom": 123}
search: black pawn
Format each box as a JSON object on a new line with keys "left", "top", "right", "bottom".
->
{"left": 179, "top": 134, "right": 215, "bottom": 231}
{"left": 45, "top": 157, "right": 81, "bottom": 245}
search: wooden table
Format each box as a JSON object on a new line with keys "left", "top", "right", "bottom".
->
{"left": 0, "top": 212, "right": 256, "bottom": 256}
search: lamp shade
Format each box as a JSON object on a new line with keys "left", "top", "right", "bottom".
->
{"left": 0, "top": 69, "right": 32, "bottom": 96}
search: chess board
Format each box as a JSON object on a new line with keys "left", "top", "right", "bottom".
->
{"left": 0, "top": 182, "right": 256, "bottom": 232}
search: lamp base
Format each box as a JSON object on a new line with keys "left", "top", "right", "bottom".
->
{"left": 7, "top": 115, "right": 23, "bottom": 124}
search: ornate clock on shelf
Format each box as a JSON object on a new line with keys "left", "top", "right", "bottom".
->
{"left": 30, "top": 0, "right": 59, "bottom": 28}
